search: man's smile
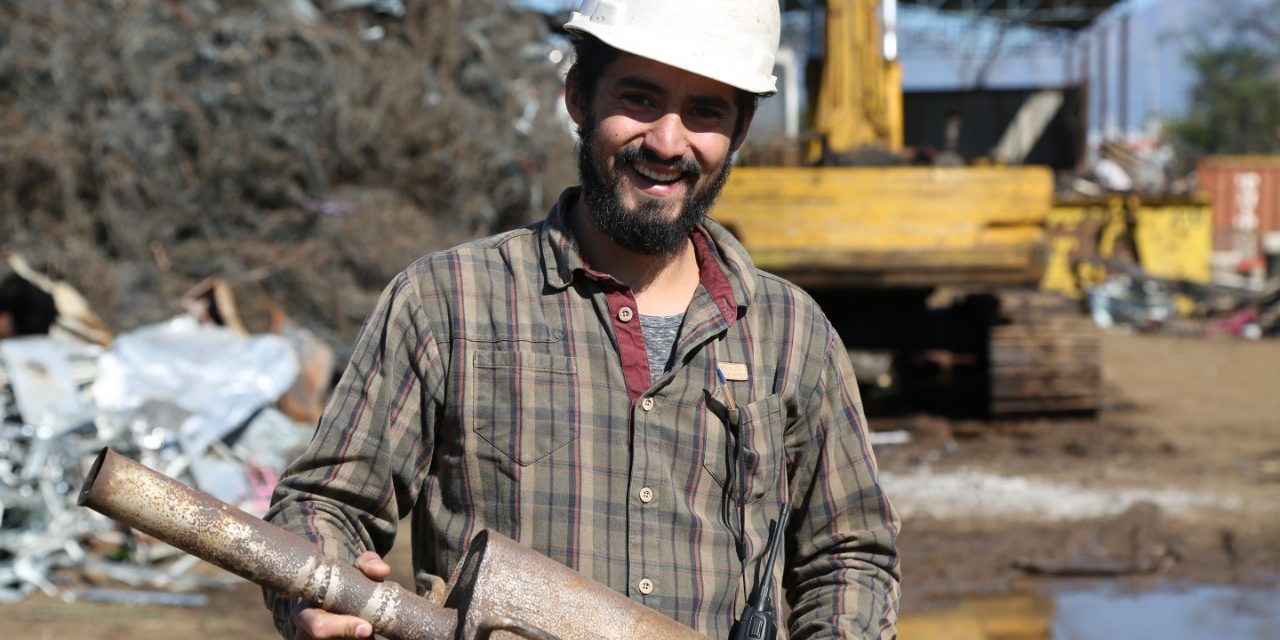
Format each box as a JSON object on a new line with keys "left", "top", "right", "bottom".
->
{"left": 632, "top": 162, "right": 683, "bottom": 184}
{"left": 617, "top": 146, "right": 701, "bottom": 201}
{"left": 624, "top": 161, "right": 688, "bottom": 200}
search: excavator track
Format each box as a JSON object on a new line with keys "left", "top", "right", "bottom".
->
{"left": 987, "top": 292, "right": 1102, "bottom": 416}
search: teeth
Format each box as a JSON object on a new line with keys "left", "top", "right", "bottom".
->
{"left": 634, "top": 164, "right": 681, "bottom": 183}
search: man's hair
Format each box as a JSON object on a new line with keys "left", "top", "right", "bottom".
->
{"left": 0, "top": 274, "right": 57, "bottom": 336}
{"left": 566, "top": 34, "right": 762, "bottom": 140}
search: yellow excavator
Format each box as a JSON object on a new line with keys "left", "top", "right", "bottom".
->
{"left": 712, "top": 0, "right": 1101, "bottom": 416}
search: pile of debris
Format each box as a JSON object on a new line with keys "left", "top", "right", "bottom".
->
{"left": 0, "top": 267, "right": 327, "bottom": 603}
{"left": 1087, "top": 265, "right": 1280, "bottom": 339}
{"left": 0, "top": 0, "right": 578, "bottom": 605}
{"left": 0, "top": 0, "right": 576, "bottom": 358}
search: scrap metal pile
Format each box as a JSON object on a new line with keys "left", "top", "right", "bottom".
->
{"left": 0, "top": 0, "right": 576, "bottom": 603}
{"left": 0, "top": 275, "right": 323, "bottom": 602}
{"left": 0, "top": 0, "right": 575, "bottom": 356}
{"left": 1087, "top": 268, "right": 1280, "bottom": 339}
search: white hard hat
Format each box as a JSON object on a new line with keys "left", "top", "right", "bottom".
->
{"left": 563, "top": 0, "right": 781, "bottom": 96}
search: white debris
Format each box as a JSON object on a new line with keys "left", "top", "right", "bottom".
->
{"left": 94, "top": 315, "right": 299, "bottom": 458}
{"left": 0, "top": 336, "right": 102, "bottom": 433}
{"left": 869, "top": 430, "right": 913, "bottom": 447}
{"left": 880, "top": 467, "right": 1246, "bottom": 522}
{"left": 0, "top": 314, "right": 312, "bottom": 602}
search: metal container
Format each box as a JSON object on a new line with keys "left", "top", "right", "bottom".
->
{"left": 1195, "top": 156, "right": 1280, "bottom": 252}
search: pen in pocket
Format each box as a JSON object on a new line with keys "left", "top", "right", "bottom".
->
{"left": 718, "top": 368, "right": 747, "bottom": 563}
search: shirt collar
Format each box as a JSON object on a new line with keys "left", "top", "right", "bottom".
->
{"left": 538, "top": 187, "right": 758, "bottom": 319}
{"left": 539, "top": 187, "right": 585, "bottom": 291}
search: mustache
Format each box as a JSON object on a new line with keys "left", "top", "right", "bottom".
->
{"left": 616, "top": 145, "right": 701, "bottom": 180}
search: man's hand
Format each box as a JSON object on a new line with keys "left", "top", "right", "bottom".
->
{"left": 292, "top": 551, "right": 392, "bottom": 639}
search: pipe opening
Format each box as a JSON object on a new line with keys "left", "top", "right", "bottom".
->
{"left": 77, "top": 447, "right": 110, "bottom": 507}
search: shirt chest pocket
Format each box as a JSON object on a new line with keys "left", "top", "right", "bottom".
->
{"left": 702, "top": 393, "right": 785, "bottom": 504}
{"left": 469, "top": 349, "right": 579, "bottom": 466}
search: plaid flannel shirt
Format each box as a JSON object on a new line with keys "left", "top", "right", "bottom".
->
{"left": 265, "top": 187, "right": 900, "bottom": 639}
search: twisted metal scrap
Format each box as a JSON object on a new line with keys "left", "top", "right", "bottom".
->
{"left": 0, "top": 0, "right": 575, "bottom": 355}
{"left": 0, "top": 354, "right": 247, "bottom": 602}
{"left": 1, "top": 1, "right": 576, "bottom": 597}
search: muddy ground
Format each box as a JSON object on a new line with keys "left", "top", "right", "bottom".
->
{"left": 881, "top": 331, "right": 1280, "bottom": 612}
{"left": 8, "top": 331, "right": 1279, "bottom": 638}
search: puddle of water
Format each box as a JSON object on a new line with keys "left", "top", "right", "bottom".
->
{"left": 1052, "top": 584, "right": 1280, "bottom": 640}
{"left": 899, "top": 584, "right": 1280, "bottom": 640}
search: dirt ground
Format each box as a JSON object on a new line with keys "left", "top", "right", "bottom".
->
{"left": 7, "top": 331, "right": 1279, "bottom": 638}
{"left": 881, "top": 331, "right": 1280, "bottom": 612}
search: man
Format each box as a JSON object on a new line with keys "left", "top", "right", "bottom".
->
{"left": 266, "top": 1, "right": 900, "bottom": 638}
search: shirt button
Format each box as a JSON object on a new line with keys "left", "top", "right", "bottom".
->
{"left": 640, "top": 397, "right": 655, "bottom": 412}
{"left": 637, "top": 578, "right": 654, "bottom": 595}
{"left": 617, "top": 306, "right": 634, "bottom": 322}
{"left": 638, "top": 486, "right": 654, "bottom": 503}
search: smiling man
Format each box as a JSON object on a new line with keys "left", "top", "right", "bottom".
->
{"left": 572, "top": 51, "right": 742, "bottom": 258}
{"left": 265, "top": 1, "right": 900, "bottom": 639}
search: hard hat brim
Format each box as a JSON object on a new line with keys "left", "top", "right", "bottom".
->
{"left": 564, "top": 18, "right": 778, "bottom": 96}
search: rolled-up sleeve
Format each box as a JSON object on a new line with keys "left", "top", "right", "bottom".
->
{"left": 785, "top": 327, "right": 901, "bottom": 640}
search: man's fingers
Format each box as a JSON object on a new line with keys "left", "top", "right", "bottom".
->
{"left": 354, "top": 550, "right": 391, "bottom": 581}
{"left": 290, "top": 554, "right": 387, "bottom": 638}
{"left": 294, "top": 607, "right": 375, "bottom": 639}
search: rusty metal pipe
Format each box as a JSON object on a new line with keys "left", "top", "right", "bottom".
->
{"left": 445, "top": 530, "right": 710, "bottom": 640}
{"left": 77, "top": 448, "right": 457, "bottom": 640}
{"left": 78, "top": 448, "right": 710, "bottom": 640}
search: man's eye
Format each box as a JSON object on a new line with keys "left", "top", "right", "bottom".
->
{"left": 623, "top": 94, "right": 654, "bottom": 107}
{"left": 692, "top": 107, "right": 727, "bottom": 120}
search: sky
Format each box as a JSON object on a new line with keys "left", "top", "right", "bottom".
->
{"left": 512, "top": 0, "right": 574, "bottom": 11}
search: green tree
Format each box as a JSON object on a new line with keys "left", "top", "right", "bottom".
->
{"left": 1168, "top": 0, "right": 1280, "bottom": 159}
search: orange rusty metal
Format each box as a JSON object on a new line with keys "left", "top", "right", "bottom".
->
{"left": 1196, "top": 156, "right": 1280, "bottom": 252}
{"left": 78, "top": 448, "right": 710, "bottom": 640}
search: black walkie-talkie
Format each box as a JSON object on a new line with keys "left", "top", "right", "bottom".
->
{"left": 729, "top": 502, "right": 791, "bottom": 640}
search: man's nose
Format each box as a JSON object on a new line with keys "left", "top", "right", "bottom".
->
{"left": 642, "top": 112, "right": 691, "bottom": 162}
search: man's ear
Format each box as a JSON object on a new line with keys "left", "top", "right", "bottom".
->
{"left": 565, "top": 68, "right": 588, "bottom": 128}
{"left": 730, "top": 108, "right": 756, "bottom": 153}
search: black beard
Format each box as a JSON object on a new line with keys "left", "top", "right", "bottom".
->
{"left": 576, "top": 119, "right": 733, "bottom": 256}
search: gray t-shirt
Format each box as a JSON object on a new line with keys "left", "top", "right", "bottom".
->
{"left": 639, "top": 313, "right": 685, "bottom": 382}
